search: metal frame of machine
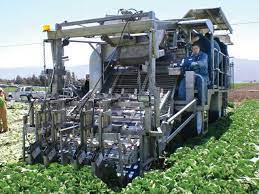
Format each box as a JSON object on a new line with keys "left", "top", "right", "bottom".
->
{"left": 22, "top": 7, "right": 233, "bottom": 184}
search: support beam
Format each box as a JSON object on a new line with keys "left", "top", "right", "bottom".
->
{"left": 211, "top": 34, "right": 215, "bottom": 87}
{"left": 59, "top": 12, "right": 154, "bottom": 27}
{"left": 159, "top": 90, "right": 171, "bottom": 110}
{"left": 185, "top": 71, "right": 195, "bottom": 102}
{"left": 69, "top": 40, "right": 105, "bottom": 44}
{"left": 51, "top": 39, "right": 65, "bottom": 95}
{"left": 148, "top": 31, "right": 160, "bottom": 128}
{"left": 47, "top": 20, "right": 176, "bottom": 40}
{"left": 88, "top": 43, "right": 101, "bottom": 58}
{"left": 48, "top": 20, "right": 155, "bottom": 39}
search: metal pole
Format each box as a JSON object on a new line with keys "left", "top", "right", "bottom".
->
{"left": 59, "top": 11, "right": 153, "bottom": 27}
{"left": 195, "top": 74, "right": 205, "bottom": 106}
{"left": 29, "top": 101, "right": 35, "bottom": 127}
{"left": 80, "top": 112, "right": 85, "bottom": 146}
{"left": 22, "top": 116, "right": 27, "bottom": 162}
{"left": 69, "top": 40, "right": 105, "bottom": 44}
{"left": 98, "top": 112, "right": 104, "bottom": 155}
{"left": 51, "top": 39, "right": 65, "bottom": 95}
{"left": 217, "top": 51, "right": 220, "bottom": 87}
{"left": 148, "top": 30, "right": 160, "bottom": 128}
{"left": 60, "top": 130, "right": 64, "bottom": 164}
{"left": 167, "top": 99, "right": 196, "bottom": 123}
{"left": 159, "top": 90, "right": 171, "bottom": 110}
{"left": 221, "top": 55, "right": 224, "bottom": 87}
{"left": 210, "top": 35, "right": 214, "bottom": 88}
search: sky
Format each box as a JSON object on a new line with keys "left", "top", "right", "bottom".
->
{"left": 0, "top": 0, "right": 259, "bottom": 71}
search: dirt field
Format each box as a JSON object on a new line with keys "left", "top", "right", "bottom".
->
{"left": 229, "top": 83, "right": 259, "bottom": 102}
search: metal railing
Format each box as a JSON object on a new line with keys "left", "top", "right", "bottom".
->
{"left": 213, "top": 48, "right": 232, "bottom": 89}
{"left": 165, "top": 99, "right": 197, "bottom": 143}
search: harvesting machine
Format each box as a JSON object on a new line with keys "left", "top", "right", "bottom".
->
{"left": 22, "top": 7, "right": 233, "bottom": 185}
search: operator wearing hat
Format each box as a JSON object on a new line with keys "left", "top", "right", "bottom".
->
{"left": 0, "top": 88, "right": 8, "bottom": 133}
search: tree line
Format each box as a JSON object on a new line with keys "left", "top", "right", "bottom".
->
{"left": 13, "top": 74, "right": 47, "bottom": 86}
{"left": 0, "top": 72, "right": 87, "bottom": 86}
{"left": 0, "top": 75, "right": 45, "bottom": 86}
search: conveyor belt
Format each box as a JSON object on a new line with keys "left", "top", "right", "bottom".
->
{"left": 103, "top": 66, "right": 178, "bottom": 94}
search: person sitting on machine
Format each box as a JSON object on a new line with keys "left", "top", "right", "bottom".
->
{"left": 178, "top": 42, "right": 209, "bottom": 105}
{"left": 191, "top": 32, "right": 222, "bottom": 88}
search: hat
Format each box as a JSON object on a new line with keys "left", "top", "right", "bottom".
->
{"left": 0, "top": 88, "right": 3, "bottom": 92}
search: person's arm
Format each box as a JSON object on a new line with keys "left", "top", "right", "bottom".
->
{"left": 182, "top": 57, "right": 193, "bottom": 71}
{"left": 190, "top": 53, "right": 208, "bottom": 70}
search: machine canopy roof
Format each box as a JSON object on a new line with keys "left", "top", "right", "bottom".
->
{"left": 178, "top": 19, "right": 214, "bottom": 33}
{"left": 183, "top": 7, "right": 233, "bottom": 33}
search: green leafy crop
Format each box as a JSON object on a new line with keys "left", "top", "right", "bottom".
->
{"left": 0, "top": 163, "right": 110, "bottom": 193}
{"left": 0, "top": 101, "right": 258, "bottom": 193}
{"left": 123, "top": 100, "right": 259, "bottom": 193}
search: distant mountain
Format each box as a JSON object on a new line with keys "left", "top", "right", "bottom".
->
{"left": 0, "top": 59, "right": 258, "bottom": 82}
{"left": 233, "top": 59, "right": 259, "bottom": 82}
{"left": 0, "top": 66, "right": 42, "bottom": 79}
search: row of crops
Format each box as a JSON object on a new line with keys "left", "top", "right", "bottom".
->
{"left": 123, "top": 100, "right": 259, "bottom": 193}
{"left": 0, "top": 100, "right": 258, "bottom": 193}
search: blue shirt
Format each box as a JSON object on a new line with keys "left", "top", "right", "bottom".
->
{"left": 183, "top": 51, "right": 209, "bottom": 78}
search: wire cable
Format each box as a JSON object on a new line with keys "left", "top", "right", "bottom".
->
{"left": 231, "top": 21, "right": 259, "bottom": 25}
{"left": 0, "top": 42, "right": 41, "bottom": 48}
